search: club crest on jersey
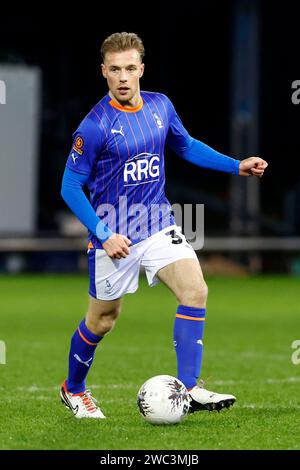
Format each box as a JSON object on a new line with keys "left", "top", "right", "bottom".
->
{"left": 72, "top": 136, "right": 84, "bottom": 155}
{"left": 153, "top": 112, "right": 163, "bottom": 129}
{"left": 123, "top": 153, "right": 160, "bottom": 187}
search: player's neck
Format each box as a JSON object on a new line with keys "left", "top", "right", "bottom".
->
{"left": 108, "top": 90, "right": 142, "bottom": 109}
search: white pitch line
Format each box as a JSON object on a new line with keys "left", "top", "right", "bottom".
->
{"left": 105, "top": 349, "right": 288, "bottom": 360}
{"left": 238, "top": 351, "right": 287, "bottom": 360}
{"left": 11, "top": 383, "right": 136, "bottom": 393}
{"left": 204, "top": 351, "right": 288, "bottom": 361}
{"left": 2, "top": 396, "right": 125, "bottom": 403}
{"left": 237, "top": 403, "right": 300, "bottom": 410}
{"left": 212, "top": 376, "right": 300, "bottom": 386}
{"left": 1, "top": 376, "right": 300, "bottom": 394}
{"left": 3, "top": 396, "right": 300, "bottom": 411}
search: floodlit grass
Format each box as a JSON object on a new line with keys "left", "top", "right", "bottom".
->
{"left": 0, "top": 274, "right": 300, "bottom": 450}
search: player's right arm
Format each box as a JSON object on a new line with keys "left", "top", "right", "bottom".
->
{"left": 61, "top": 168, "right": 131, "bottom": 258}
{"left": 61, "top": 118, "right": 131, "bottom": 259}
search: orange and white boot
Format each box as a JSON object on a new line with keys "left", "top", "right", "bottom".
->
{"left": 60, "top": 381, "right": 106, "bottom": 419}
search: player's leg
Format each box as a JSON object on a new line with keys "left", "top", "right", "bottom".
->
{"left": 60, "top": 296, "right": 122, "bottom": 419}
{"left": 157, "top": 257, "right": 207, "bottom": 308}
{"left": 66, "top": 296, "right": 122, "bottom": 394}
{"left": 142, "top": 226, "right": 236, "bottom": 411}
{"left": 60, "top": 296, "right": 121, "bottom": 418}
{"left": 61, "top": 244, "right": 140, "bottom": 419}
{"left": 157, "top": 258, "right": 236, "bottom": 412}
{"left": 86, "top": 295, "right": 123, "bottom": 336}
{"left": 156, "top": 258, "right": 207, "bottom": 388}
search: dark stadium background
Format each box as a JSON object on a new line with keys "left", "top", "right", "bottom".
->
{"left": 1, "top": 0, "right": 300, "bottom": 271}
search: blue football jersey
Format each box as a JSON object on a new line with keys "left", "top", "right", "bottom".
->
{"left": 66, "top": 91, "right": 190, "bottom": 247}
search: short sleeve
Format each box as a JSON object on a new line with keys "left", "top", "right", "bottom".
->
{"left": 66, "top": 117, "right": 103, "bottom": 175}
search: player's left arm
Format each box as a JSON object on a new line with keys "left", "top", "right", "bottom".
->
{"left": 169, "top": 133, "right": 269, "bottom": 178}
{"left": 165, "top": 99, "right": 268, "bottom": 177}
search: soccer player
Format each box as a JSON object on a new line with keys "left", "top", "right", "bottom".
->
{"left": 60, "top": 32, "right": 268, "bottom": 418}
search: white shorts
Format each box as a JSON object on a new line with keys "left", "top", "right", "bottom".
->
{"left": 88, "top": 225, "right": 197, "bottom": 300}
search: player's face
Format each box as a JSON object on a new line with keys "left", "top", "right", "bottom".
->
{"left": 101, "top": 49, "right": 144, "bottom": 107}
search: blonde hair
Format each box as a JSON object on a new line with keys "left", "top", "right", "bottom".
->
{"left": 101, "top": 32, "right": 145, "bottom": 62}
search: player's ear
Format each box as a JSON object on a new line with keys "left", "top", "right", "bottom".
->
{"left": 101, "top": 63, "right": 107, "bottom": 78}
{"left": 140, "top": 63, "right": 145, "bottom": 78}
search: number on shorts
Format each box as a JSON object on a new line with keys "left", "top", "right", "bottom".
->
{"left": 165, "top": 229, "right": 183, "bottom": 244}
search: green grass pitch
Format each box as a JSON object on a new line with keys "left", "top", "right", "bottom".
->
{"left": 0, "top": 273, "right": 300, "bottom": 450}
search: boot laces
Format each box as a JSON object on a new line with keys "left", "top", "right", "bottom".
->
{"left": 195, "top": 377, "right": 213, "bottom": 390}
{"left": 80, "top": 390, "right": 98, "bottom": 413}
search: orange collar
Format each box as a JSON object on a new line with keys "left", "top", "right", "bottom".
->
{"left": 109, "top": 97, "right": 143, "bottom": 113}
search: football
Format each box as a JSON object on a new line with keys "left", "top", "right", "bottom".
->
{"left": 137, "top": 375, "right": 191, "bottom": 424}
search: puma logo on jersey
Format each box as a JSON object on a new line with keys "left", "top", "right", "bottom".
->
{"left": 71, "top": 153, "right": 78, "bottom": 164}
{"left": 111, "top": 126, "right": 124, "bottom": 137}
{"left": 74, "top": 354, "right": 93, "bottom": 368}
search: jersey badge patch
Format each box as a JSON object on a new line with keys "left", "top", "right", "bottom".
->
{"left": 73, "top": 136, "right": 84, "bottom": 155}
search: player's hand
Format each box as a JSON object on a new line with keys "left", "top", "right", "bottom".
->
{"left": 102, "top": 233, "right": 132, "bottom": 259}
{"left": 239, "top": 157, "right": 268, "bottom": 178}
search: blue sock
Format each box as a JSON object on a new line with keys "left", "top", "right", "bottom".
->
{"left": 66, "top": 319, "right": 103, "bottom": 394}
{"left": 173, "top": 305, "right": 206, "bottom": 389}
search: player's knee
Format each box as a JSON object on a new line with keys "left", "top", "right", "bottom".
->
{"left": 87, "top": 305, "right": 121, "bottom": 336}
{"left": 97, "top": 315, "right": 117, "bottom": 335}
{"left": 179, "top": 281, "right": 208, "bottom": 308}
